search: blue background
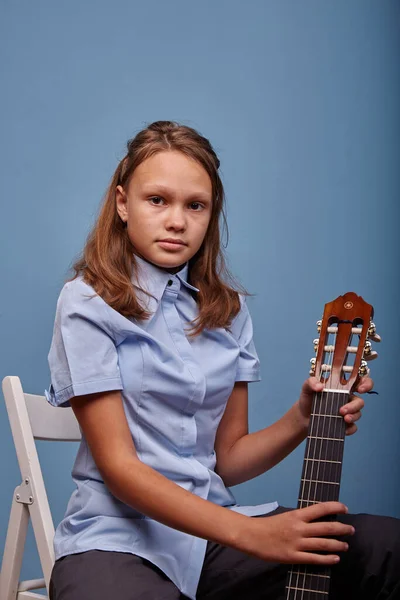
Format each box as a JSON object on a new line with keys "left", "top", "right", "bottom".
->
{"left": 1, "top": 0, "right": 399, "bottom": 587}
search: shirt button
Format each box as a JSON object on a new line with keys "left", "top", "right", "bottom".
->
{"left": 167, "top": 279, "right": 173, "bottom": 286}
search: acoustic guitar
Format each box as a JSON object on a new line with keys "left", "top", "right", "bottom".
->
{"left": 285, "top": 292, "right": 380, "bottom": 599}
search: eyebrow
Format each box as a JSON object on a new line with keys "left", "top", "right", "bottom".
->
{"left": 141, "top": 184, "right": 212, "bottom": 202}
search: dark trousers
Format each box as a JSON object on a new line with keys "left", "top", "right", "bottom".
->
{"left": 49, "top": 507, "right": 400, "bottom": 599}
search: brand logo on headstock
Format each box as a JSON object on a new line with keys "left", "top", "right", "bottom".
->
{"left": 344, "top": 301, "right": 353, "bottom": 309}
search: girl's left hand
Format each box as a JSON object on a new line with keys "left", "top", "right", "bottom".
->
{"left": 297, "top": 376, "right": 374, "bottom": 436}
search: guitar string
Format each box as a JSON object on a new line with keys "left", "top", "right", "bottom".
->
{"left": 328, "top": 327, "right": 348, "bottom": 596}
{"left": 328, "top": 324, "right": 353, "bottom": 596}
{"left": 331, "top": 322, "right": 355, "bottom": 591}
{"left": 319, "top": 326, "right": 338, "bottom": 594}
{"left": 317, "top": 332, "right": 336, "bottom": 597}
{"left": 305, "top": 326, "right": 336, "bottom": 599}
{"left": 332, "top": 322, "right": 352, "bottom": 502}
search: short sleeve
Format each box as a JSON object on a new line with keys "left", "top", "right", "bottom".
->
{"left": 44, "top": 279, "right": 123, "bottom": 408}
{"left": 230, "top": 296, "right": 261, "bottom": 383}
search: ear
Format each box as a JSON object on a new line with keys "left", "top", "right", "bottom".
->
{"left": 115, "top": 185, "right": 128, "bottom": 223}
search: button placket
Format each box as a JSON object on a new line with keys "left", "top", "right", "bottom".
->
{"left": 162, "top": 279, "right": 206, "bottom": 455}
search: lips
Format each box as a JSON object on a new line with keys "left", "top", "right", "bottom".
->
{"left": 158, "top": 239, "right": 187, "bottom": 246}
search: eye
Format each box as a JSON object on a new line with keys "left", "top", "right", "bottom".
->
{"left": 148, "top": 196, "right": 165, "bottom": 206}
{"left": 189, "top": 201, "right": 205, "bottom": 211}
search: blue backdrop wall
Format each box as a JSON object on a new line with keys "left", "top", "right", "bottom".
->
{"left": 1, "top": 0, "right": 399, "bottom": 587}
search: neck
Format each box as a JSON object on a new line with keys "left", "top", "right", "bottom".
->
{"left": 285, "top": 389, "right": 349, "bottom": 599}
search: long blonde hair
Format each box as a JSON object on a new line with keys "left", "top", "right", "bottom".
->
{"left": 69, "top": 120, "right": 246, "bottom": 335}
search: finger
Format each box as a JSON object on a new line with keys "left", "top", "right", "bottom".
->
{"left": 306, "top": 521, "right": 355, "bottom": 538}
{"left": 340, "top": 396, "right": 364, "bottom": 416}
{"left": 299, "top": 502, "right": 348, "bottom": 521}
{"left": 345, "top": 423, "right": 358, "bottom": 436}
{"left": 355, "top": 377, "right": 374, "bottom": 393}
{"left": 293, "top": 552, "right": 342, "bottom": 566}
{"left": 303, "top": 377, "right": 325, "bottom": 394}
{"left": 301, "top": 537, "right": 349, "bottom": 554}
{"left": 343, "top": 411, "right": 362, "bottom": 424}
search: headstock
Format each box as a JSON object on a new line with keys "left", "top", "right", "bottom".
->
{"left": 309, "top": 292, "right": 380, "bottom": 392}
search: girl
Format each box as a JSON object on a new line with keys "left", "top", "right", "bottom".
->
{"left": 46, "top": 121, "right": 399, "bottom": 599}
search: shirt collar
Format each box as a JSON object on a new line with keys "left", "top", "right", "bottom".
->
{"left": 131, "top": 254, "right": 199, "bottom": 303}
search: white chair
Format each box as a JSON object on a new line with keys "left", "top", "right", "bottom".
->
{"left": 0, "top": 376, "right": 81, "bottom": 600}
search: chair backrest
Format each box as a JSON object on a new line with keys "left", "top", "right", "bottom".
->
{"left": 24, "top": 393, "right": 81, "bottom": 442}
{"left": 1, "top": 375, "right": 81, "bottom": 600}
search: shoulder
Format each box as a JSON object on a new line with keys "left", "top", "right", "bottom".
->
{"left": 229, "top": 295, "right": 253, "bottom": 340}
{"left": 56, "top": 276, "right": 103, "bottom": 317}
{"left": 58, "top": 275, "right": 97, "bottom": 302}
{"left": 55, "top": 276, "right": 119, "bottom": 339}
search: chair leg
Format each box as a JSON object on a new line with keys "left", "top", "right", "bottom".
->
{"left": 0, "top": 487, "right": 30, "bottom": 600}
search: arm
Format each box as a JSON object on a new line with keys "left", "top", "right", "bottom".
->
{"left": 215, "top": 382, "right": 308, "bottom": 487}
{"left": 69, "top": 389, "right": 354, "bottom": 565}
{"left": 215, "top": 377, "right": 371, "bottom": 488}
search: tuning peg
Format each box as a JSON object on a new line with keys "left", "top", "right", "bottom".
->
{"left": 316, "top": 320, "right": 322, "bottom": 333}
{"left": 309, "top": 357, "right": 316, "bottom": 375}
{"left": 363, "top": 341, "right": 378, "bottom": 361}
{"left": 359, "top": 360, "right": 370, "bottom": 377}
{"left": 368, "top": 322, "right": 381, "bottom": 343}
{"left": 313, "top": 339, "right": 319, "bottom": 353}
{"left": 364, "top": 341, "right": 372, "bottom": 355}
{"left": 369, "top": 332, "right": 381, "bottom": 343}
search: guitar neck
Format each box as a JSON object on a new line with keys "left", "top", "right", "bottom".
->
{"left": 285, "top": 389, "right": 349, "bottom": 600}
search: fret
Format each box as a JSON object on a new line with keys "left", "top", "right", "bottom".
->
{"left": 308, "top": 436, "right": 344, "bottom": 442}
{"left": 286, "top": 586, "right": 329, "bottom": 596}
{"left": 303, "top": 438, "right": 345, "bottom": 463}
{"left": 304, "top": 458, "right": 341, "bottom": 464}
{"left": 302, "top": 460, "right": 342, "bottom": 486}
{"left": 293, "top": 572, "right": 330, "bottom": 579}
{"left": 298, "top": 483, "right": 340, "bottom": 503}
{"left": 301, "top": 478, "right": 340, "bottom": 486}
{"left": 286, "top": 570, "right": 331, "bottom": 596}
{"left": 286, "top": 591, "right": 329, "bottom": 600}
{"left": 310, "top": 413, "right": 342, "bottom": 419}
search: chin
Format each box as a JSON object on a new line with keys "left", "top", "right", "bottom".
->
{"left": 145, "top": 254, "right": 186, "bottom": 271}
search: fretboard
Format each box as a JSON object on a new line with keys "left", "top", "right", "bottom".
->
{"left": 285, "top": 390, "right": 349, "bottom": 600}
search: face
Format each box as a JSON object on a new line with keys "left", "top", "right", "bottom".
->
{"left": 116, "top": 150, "right": 213, "bottom": 272}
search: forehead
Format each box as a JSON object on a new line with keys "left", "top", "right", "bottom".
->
{"left": 128, "top": 150, "right": 212, "bottom": 198}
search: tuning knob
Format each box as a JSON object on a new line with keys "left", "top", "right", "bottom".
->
{"left": 316, "top": 320, "right": 322, "bottom": 333}
{"left": 368, "top": 322, "right": 381, "bottom": 343}
{"left": 313, "top": 339, "right": 319, "bottom": 353}
{"left": 364, "top": 341, "right": 372, "bottom": 355}
{"left": 359, "top": 360, "right": 369, "bottom": 376}
{"left": 363, "top": 341, "right": 378, "bottom": 361}
{"left": 310, "top": 357, "right": 316, "bottom": 375}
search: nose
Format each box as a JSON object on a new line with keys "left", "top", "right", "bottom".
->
{"left": 165, "top": 206, "right": 186, "bottom": 232}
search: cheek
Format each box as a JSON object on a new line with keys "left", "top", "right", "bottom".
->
{"left": 126, "top": 208, "right": 155, "bottom": 246}
{"left": 192, "top": 217, "right": 211, "bottom": 247}
{"left": 128, "top": 205, "right": 154, "bottom": 231}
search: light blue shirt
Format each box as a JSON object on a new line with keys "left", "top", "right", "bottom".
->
{"left": 45, "top": 256, "right": 278, "bottom": 599}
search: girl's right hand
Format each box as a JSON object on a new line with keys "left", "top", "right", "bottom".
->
{"left": 240, "top": 502, "right": 354, "bottom": 565}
